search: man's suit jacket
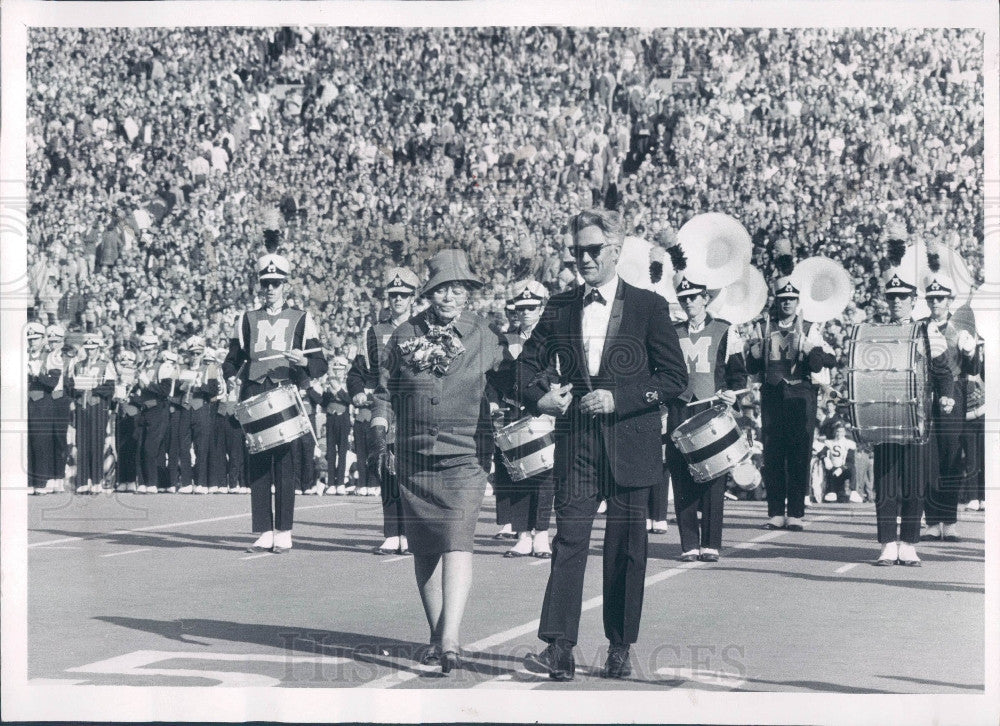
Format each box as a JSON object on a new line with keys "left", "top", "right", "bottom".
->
{"left": 516, "top": 279, "right": 688, "bottom": 489}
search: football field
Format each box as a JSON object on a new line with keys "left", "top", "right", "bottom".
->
{"left": 26, "top": 492, "right": 985, "bottom": 693}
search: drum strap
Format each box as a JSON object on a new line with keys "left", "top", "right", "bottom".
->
{"left": 504, "top": 434, "right": 555, "bottom": 462}
{"left": 686, "top": 429, "right": 741, "bottom": 464}
{"left": 242, "top": 405, "right": 301, "bottom": 435}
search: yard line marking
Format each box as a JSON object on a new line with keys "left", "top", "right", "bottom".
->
{"left": 67, "top": 650, "right": 351, "bottom": 687}
{"left": 372, "top": 515, "right": 833, "bottom": 690}
{"left": 99, "top": 548, "right": 150, "bottom": 558}
{"left": 655, "top": 667, "right": 746, "bottom": 690}
{"left": 472, "top": 669, "right": 548, "bottom": 689}
{"left": 240, "top": 553, "right": 273, "bottom": 561}
{"left": 29, "top": 503, "right": 348, "bottom": 548}
{"left": 529, "top": 557, "right": 551, "bottom": 566}
{"left": 835, "top": 562, "right": 860, "bottom": 574}
{"left": 29, "top": 546, "right": 80, "bottom": 550}
{"left": 28, "top": 678, "right": 87, "bottom": 686}
{"left": 380, "top": 555, "right": 411, "bottom": 563}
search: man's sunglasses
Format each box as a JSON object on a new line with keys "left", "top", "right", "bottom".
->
{"left": 387, "top": 292, "right": 413, "bottom": 300}
{"left": 573, "top": 244, "right": 608, "bottom": 259}
{"left": 261, "top": 280, "right": 284, "bottom": 289}
{"left": 513, "top": 304, "right": 541, "bottom": 312}
{"left": 886, "top": 292, "right": 913, "bottom": 301}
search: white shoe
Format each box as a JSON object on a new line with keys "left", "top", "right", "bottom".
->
{"left": 484, "top": 484, "right": 494, "bottom": 497}
{"left": 532, "top": 530, "right": 551, "bottom": 556}
{"left": 803, "top": 496, "right": 811, "bottom": 508}
{"left": 136, "top": 484, "right": 148, "bottom": 493}
{"left": 597, "top": 500, "right": 608, "bottom": 515}
{"left": 645, "top": 519, "right": 653, "bottom": 532}
{"left": 921, "top": 523, "right": 942, "bottom": 540}
{"left": 194, "top": 485, "right": 208, "bottom": 494}
{"left": 651, "top": 520, "right": 668, "bottom": 533}
{"left": 765, "top": 515, "right": 786, "bottom": 529}
{"left": 76, "top": 484, "right": 92, "bottom": 494}
{"left": 823, "top": 492, "right": 838, "bottom": 503}
{"left": 335, "top": 485, "right": 347, "bottom": 496}
{"left": 507, "top": 532, "right": 533, "bottom": 556}
{"left": 849, "top": 491, "right": 863, "bottom": 503}
{"left": 178, "top": 484, "right": 194, "bottom": 494}
{"left": 942, "top": 523, "right": 959, "bottom": 540}
{"left": 876, "top": 541, "right": 899, "bottom": 565}
{"left": 966, "top": 500, "right": 981, "bottom": 511}
{"left": 273, "top": 530, "right": 292, "bottom": 551}
{"left": 208, "top": 485, "right": 221, "bottom": 494}
{"left": 251, "top": 531, "right": 274, "bottom": 549}
{"left": 785, "top": 517, "right": 805, "bottom": 531}
{"left": 897, "top": 542, "right": 921, "bottom": 566}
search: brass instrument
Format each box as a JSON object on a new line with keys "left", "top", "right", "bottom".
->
{"left": 676, "top": 213, "right": 753, "bottom": 289}
{"left": 788, "top": 256, "right": 853, "bottom": 324}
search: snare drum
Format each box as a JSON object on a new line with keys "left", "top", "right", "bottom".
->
{"left": 670, "top": 405, "right": 751, "bottom": 483}
{"left": 234, "top": 385, "right": 312, "bottom": 454}
{"left": 494, "top": 415, "right": 556, "bottom": 482}
{"left": 846, "top": 323, "right": 930, "bottom": 445}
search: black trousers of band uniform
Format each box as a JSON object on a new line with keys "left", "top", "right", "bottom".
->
{"left": 189, "top": 404, "right": 215, "bottom": 488}
{"left": 116, "top": 411, "right": 140, "bottom": 484}
{"left": 27, "top": 396, "right": 50, "bottom": 489}
{"left": 664, "top": 401, "right": 724, "bottom": 552}
{"left": 139, "top": 405, "right": 169, "bottom": 489}
{"left": 325, "top": 413, "right": 350, "bottom": 487}
{"left": 925, "top": 397, "right": 965, "bottom": 526}
{"left": 380, "top": 447, "right": 405, "bottom": 538}
{"left": 874, "top": 441, "right": 935, "bottom": 544}
{"left": 761, "top": 386, "right": 817, "bottom": 520}
{"left": 167, "top": 407, "right": 193, "bottom": 488}
{"left": 296, "top": 433, "right": 316, "bottom": 492}
{"left": 493, "top": 453, "right": 555, "bottom": 532}
{"left": 216, "top": 413, "right": 246, "bottom": 489}
{"left": 249, "top": 438, "right": 301, "bottom": 532}
{"left": 538, "top": 421, "right": 649, "bottom": 648}
{"left": 960, "top": 415, "right": 985, "bottom": 503}
{"left": 48, "top": 394, "right": 71, "bottom": 479}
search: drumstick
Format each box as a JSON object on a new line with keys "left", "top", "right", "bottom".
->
{"left": 685, "top": 387, "right": 751, "bottom": 408}
{"left": 257, "top": 347, "right": 323, "bottom": 362}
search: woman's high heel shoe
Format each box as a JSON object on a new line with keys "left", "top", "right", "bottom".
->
{"left": 440, "top": 650, "right": 461, "bottom": 674}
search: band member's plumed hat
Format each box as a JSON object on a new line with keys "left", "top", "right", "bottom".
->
{"left": 385, "top": 267, "right": 420, "bottom": 295}
{"left": 883, "top": 238, "right": 916, "bottom": 295}
{"left": 508, "top": 279, "right": 548, "bottom": 308}
{"left": 258, "top": 253, "right": 290, "bottom": 282}
{"left": 26, "top": 322, "right": 46, "bottom": 340}
{"left": 771, "top": 239, "right": 799, "bottom": 299}
{"left": 419, "top": 249, "right": 483, "bottom": 297}
{"left": 82, "top": 333, "right": 103, "bottom": 349}
{"left": 923, "top": 244, "right": 955, "bottom": 299}
{"left": 663, "top": 228, "right": 706, "bottom": 298}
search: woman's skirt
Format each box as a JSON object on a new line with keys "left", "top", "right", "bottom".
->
{"left": 397, "top": 453, "right": 488, "bottom": 554}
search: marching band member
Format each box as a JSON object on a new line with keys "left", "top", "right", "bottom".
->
{"left": 873, "top": 264, "right": 954, "bottom": 566}
{"left": 182, "top": 335, "right": 223, "bottom": 494}
{"left": 162, "top": 347, "right": 195, "bottom": 494}
{"left": 212, "top": 348, "right": 248, "bottom": 494}
{"left": 920, "top": 264, "right": 980, "bottom": 541}
{"left": 322, "top": 358, "right": 353, "bottom": 497}
{"left": 44, "top": 324, "right": 71, "bottom": 491}
{"left": 664, "top": 267, "right": 747, "bottom": 563}
{"left": 349, "top": 266, "right": 419, "bottom": 552}
{"left": 296, "top": 377, "right": 323, "bottom": 494}
{"left": 136, "top": 333, "right": 170, "bottom": 493}
{"left": 961, "top": 339, "right": 985, "bottom": 511}
{"left": 746, "top": 241, "right": 837, "bottom": 532}
{"left": 113, "top": 347, "right": 142, "bottom": 492}
{"left": 222, "top": 253, "right": 327, "bottom": 554}
{"left": 68, "top": 333, "right": 116, "bottom": 494}
{"left": 27, "top": 322, "right": 57, "bottom": 493}
{"left": 489, "top": 279, "right": 555, "bottom": 559}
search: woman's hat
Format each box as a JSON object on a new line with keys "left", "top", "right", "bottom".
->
{"left": 420, "top": 249, "right": 483, "bottom": 297}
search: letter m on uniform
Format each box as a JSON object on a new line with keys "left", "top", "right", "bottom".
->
{"left": 254, "top": 319, "right": 290, "bottom": 353}
{"left": 680, "top": 337, "right": 712, "bottom": 374}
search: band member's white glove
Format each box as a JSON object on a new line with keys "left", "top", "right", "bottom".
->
{"left": 284, "top": 349, "right": 307, "bottom": 366}
{"left": 580, "top": 389, "right": 615, "bottom": 415}
{"left": 538, "top": 383, "right": 573, "bottom": 416}
{"left": 939, "top": 396, "right": 955, "bottom": 414}
{"left": 352, "top": 392, "right": 369, "bottom": 407}
{"left": 957, "top": 329, "right": 976, "bottom": 355}
{"left": 716, "top": 389, "right": 738, "bottom": 405}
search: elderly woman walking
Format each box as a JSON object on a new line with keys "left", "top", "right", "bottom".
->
{"left": 371, "top": 249, "right": 504, "bottom": 675}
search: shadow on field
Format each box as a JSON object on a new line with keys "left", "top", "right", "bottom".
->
{"left": 878, "top": 674, "right": 984, "bottom": 691}
{"left": 748, "top": 540, "right": 985, "bottom": 566}
{"left": 703, "top": 565, "right": 984, "bottom": 594}
{"left": 94, "top": 616, "right": 527, "bottom": 681}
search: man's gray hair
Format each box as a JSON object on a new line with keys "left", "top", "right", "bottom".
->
{"left": 568, "top": 208, "right": 625, "bottom": 246}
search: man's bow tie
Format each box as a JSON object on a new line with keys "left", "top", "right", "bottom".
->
{"left": 584, "top": 289, "right": 606, "bottom": 307}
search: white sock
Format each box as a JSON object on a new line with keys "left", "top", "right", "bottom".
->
{"left": 380, "top": 536, "right": 400, "bottom": 551}
{"left": 273, "top": 530, "right": 292, "bottom": 549}
{"left": 897, "top": 542, "right": 919, "bottom": 561}
{"left": 252, "top": 531, "right": 274, "bottom": 548}
{"left": 879, "top": 541, "right": 899, "bottom": 561}
{"left": 532, "top": 530, "right": 551, "bottom": 552}
{"left": 499, "top": 523, "right": 514, "bottom": 535}
{"left": 511, "top": 532, "right": 533, "bottom": 554}
{"left": 399, "top": 536, "right": 408, "bottom": 551}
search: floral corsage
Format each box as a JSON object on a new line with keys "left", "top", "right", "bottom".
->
{"left": 398, "top": 324, "right": 466, "bottom": 375}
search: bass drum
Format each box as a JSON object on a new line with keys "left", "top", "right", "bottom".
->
{"left": 846, "top": 323, "right": 931, "bottom": 445}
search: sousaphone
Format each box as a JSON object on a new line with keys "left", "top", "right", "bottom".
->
{"left": 789, "top": 256, "right": 853, "bottom": 323}
{"left": 676, "top": 213, "right": 753, "bottom": 288}
{"left": 707, "top": 265, "right": 768, "bottom": 325}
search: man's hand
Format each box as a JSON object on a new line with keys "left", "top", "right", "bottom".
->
{"left": 580, "top": 389, "right": 615, "bottom": 415}
{"left": 368, "top": 425, "right": 391, "bottom": 480}
{"left": 957, "top": 329, "right": 976, "bottom": 355}
{"left": 537, "top": 383, "right": 573, "bottom": 416}
{"left": 716, "top": 389, "right": 738, "bottom": 405}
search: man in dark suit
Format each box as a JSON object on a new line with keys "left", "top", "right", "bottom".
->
{"left": 516, "top": 209, "right": 688, "bottom": 680}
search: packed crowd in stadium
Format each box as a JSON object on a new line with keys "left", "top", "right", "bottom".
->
{"left": 24, "top": 26, "right": 985, "bottom": 519}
